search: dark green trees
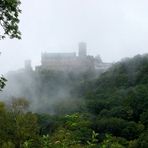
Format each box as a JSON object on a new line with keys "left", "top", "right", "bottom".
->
{"left": 0, "top": 99, "right": 39, "bottom": 147}
{"left": 0, "top": 0, "right": 21, "bottom": 39}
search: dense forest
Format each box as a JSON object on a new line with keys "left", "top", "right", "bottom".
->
{"left": 0, "top": 54, "right": 148, "bottom": 147}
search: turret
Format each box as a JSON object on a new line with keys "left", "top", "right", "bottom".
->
{"left": 78, "top": 42, "right": 87, "bottom": 57}
{"left": 25, "top": 60, "right": 32, "bottom": 71}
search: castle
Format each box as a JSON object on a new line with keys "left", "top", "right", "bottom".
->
{"left": 36, "top": 42, "right": 95, "bottom": 72}
{"left": 25, "top": 42, "right": 111, "bottom": 73}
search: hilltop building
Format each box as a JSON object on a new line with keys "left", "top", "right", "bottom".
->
{"left": 35, "top": 42, "right": 112, "bottom": 72}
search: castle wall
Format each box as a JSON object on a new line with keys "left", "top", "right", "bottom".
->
{"left": 35, "top": 43, "right": 111, "bottom": 73}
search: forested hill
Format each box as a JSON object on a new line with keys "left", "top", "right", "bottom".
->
{"left": 81, "top": 54, "right": 148, "bottom": 96}
{"left": 0, "top": 54, "right": 148, "bottom": 147}
{"left": 0, "top": 66, "right": 96, "bottom": 113}
{"left": 81, "top": 54, "right": 148, "bottom": 120}
{"left": 75, "top": 54, "right": 148, "bottom": 147}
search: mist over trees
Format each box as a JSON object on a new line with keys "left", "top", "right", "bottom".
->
{"left": 1, "top": 1, "right": 148, "bottom": 147}
{"left": 1, "top": 67, "right": 96, "bottom": 114}
{"left": 0, "top": 54, "right": 148, "bottom": 147}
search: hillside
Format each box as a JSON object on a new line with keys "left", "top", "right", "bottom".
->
{"left": 79, "top": 54, "right": 148, "bottom": 147}
{"left": 0, "top": 54, "right": 148, "bottom": 147}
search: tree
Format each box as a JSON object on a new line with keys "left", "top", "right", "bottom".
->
{"left": 100, "top": 134, "right": 127, "bottom": 148}
{"left": 0, "top": 99, "right": 39, "bottom": 147}
{"left": 11, "top": 97, "right": 29, "bottom": 114}
{"left": 0, "top": 0, "right": 21, "bottom": 91}
{"left": 0, "top": 75, "right": 7, "bottom": 91}
{"left": 0, "top": 0, "right": 21, "bottom": 39}
{"left": 13, "top": 112, "right": 39, "bottom": 147}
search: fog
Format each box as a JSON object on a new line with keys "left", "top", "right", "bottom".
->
{"left": 1, "top": 0, "right": 148, "bottom": 73}
{"left": 1, "top": 0, "right": 148, "bottom": 113}
{"left": 0, "top": 67, "right": 95, "bottom": 114}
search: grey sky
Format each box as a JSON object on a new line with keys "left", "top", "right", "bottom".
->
{"left": 1, "top": 0, "right": 148, "bottom": 73}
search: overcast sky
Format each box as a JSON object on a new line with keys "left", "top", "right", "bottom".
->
{"left": 1, "top": 0, "right": 148, "bottom": 73}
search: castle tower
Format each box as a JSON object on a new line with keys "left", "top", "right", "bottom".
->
{"left": 25, "top": 60, "right": 32, "bottom": 71}
{"left": 78, "top": 42, "right": 87, "bottom": 57}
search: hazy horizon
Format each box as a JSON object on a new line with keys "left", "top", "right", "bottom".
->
{"left": 1, "top": 0, "right": 148, "bottom": 73}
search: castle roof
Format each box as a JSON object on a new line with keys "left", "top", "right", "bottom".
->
{"left": 42, "top": 52, "right": 76, "bottom": 59}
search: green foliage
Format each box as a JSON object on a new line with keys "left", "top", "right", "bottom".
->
{"left": 1, "top": 54, "right": 148, "bottom": 147}
{"left": 0, "top": 76, "right": 7, "bottom": 91}
{"left": 0, "top": 0, "right": 21, "bottom": 96}
{"left": 87, "top": 131, "right": 99, "bottom": 147}
{"left": 2, "top": 141, "right": 15, "bottom": 148}
{"left": 124, "top": 85, "right": 148, "bottom": 121}
{"left": 136, "top": 131, "right": 148, "bottom": 148}
{"left": 36, "top": 113, "right": 65, "bottom": 135}
{"left": 11, "top": 97, "right": 30, "bottom": 113}
{"left": 52, "top": 99, "right": 85, "bottom": 115}
{"left": 64, "top": 113, "right": 92, "bottom": 143}
{"left": 128, "top": 140, "right": 138, "bottom": 148}
{"left": 0, "top": 99, "right": 39, "bottom": 147}
{"left": 86, "top": 99, "right": 109, "bottom": 115}
{"left": 49, "top": 128, "right": 81, "bottom": 148}
{"left": 0, "top": 0, "right": 21, "bottom": 39}
{"left": 93, "top": 117, "right": 143, "bottom": 139}
{"left": 140, "top": 110, "right": 148, "bottom": 128}
{"left": 100, "top": 134, "right": 126, "bottom": 148}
